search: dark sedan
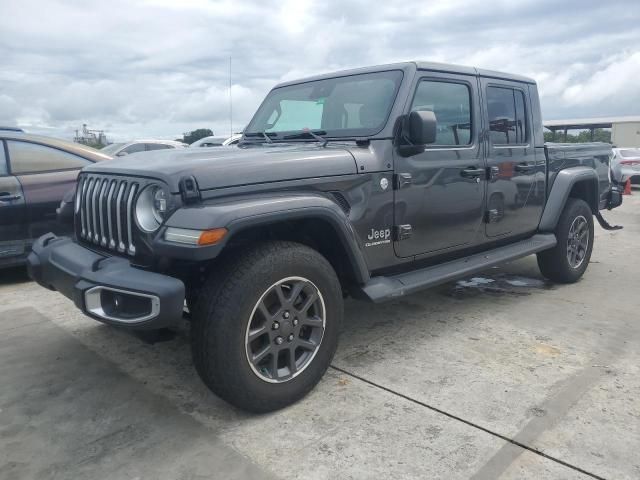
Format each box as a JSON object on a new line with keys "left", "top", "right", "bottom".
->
{"left": 0, "top": 129, "right": 111, "bottom": 268}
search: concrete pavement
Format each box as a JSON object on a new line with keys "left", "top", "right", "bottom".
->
{"left": 1, "top": 191, "right": 639, "bottom": 479}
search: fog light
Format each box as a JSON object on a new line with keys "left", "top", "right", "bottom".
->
{"left": 84, "top": 286, "right": 160, "bottom": 323}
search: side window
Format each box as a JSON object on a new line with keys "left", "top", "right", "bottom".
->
{"left": 7, "top": 141, "right": 90, "bottom": 174}
{"left": 145, "top": 143, "right": 172, "bottom": 151}
{"left": 121, "top": 143, "right": 146, "bottom": 155}
{"left": 0, "top": 142, "right": 7, "bottom": 175}
{"left": 411, "top": 80, "right": 472, "bottom": 146}
{"left": 487, "top": 86, "right": 528, "bottom": 145}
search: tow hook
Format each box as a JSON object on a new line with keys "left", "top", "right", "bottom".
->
{"left": 594, "top": 211, "right": 623, "bottom": 231}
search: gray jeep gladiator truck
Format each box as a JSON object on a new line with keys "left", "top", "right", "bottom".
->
{"left": 27, "top": 62, "right": 623, "bottom": 412}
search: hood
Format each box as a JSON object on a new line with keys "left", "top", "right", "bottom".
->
{"left": 84, "top": 143, "right": 358, "bottom": 192}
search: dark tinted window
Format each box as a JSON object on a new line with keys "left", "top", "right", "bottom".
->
{"left": 7, "top": 141, "right": 90, "bottom": 174}
{"left": 411, "top": 80, "right": 472, "bottom": 146}
{"left": 487, "top": 86, "right": 528, "bottom": 145}
{"left": 0, "top": 142, "right": 7, "bottom": 175}
{"left": 145, "top": 143, "right": 172, "bottom": 151}
{"left": 121, "top": 143, "right": 146, "bottom": 154}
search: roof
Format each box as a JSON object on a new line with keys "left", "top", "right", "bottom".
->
{"left": 274, "top": 61, "right": 536, "bottom": 88}
{"left": 0, "top": 131, "right": 112, "bottom": 162}
{"left": 544, "top": 115, "right": 640, "bottom": 130}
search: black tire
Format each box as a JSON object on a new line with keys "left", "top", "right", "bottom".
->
{"left": 537, "top": 198, "right": 594, "bottom": 283}
{"left": 191, "top": 241, "right": 343, "bottom": 413}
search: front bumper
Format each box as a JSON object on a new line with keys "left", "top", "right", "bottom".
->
{"left": 27, "top": 234, "right": 185, "bottom": 329}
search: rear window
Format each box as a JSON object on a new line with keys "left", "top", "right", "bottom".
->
{"left": 486, "top": 86, "right": 528, "bottom": 145}
{"left": 146, "top": 143, "right": 172, "bottom": 151}
{"left": 620, "top": 149, "right": 640, "bottom": 158}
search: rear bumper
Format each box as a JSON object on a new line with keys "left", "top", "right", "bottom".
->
{"left": 27, "top": 234, "right": 185, "bottom": 329}
{"left": 620, "top": 167, "right": 640, "bottom": 183}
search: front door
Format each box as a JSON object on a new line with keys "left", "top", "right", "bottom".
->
{"left": 394, "top": 73, "right": 486, "bottom": 258}
{"left": 0, "top": 141, "right": 27, "bottom": 260}
{"left": 481, "top": 79, "right": 545, "bottom": 237}
{"left": 6, "top": 140, "right": 90, "bottom": 239}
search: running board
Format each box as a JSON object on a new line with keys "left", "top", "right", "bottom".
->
{"left": 359, "top": 234, "right": 557, "bottom": 303}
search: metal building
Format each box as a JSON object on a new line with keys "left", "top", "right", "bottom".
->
{"left": 544, "top": 115, "right": 640, "bottom": 147}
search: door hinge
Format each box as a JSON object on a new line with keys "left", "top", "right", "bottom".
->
{"left": 393, "top": 173, "right": 412, "bottom": 190}
{"left": 394, "top": 224, "right": 412, "bottom": 241}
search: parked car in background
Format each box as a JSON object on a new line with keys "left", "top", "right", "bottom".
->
{"left": 190, "top": 134, "right": 242, "bottom": 147}
{"left": 611, "top": 148, "right": 640, "bottom": 184}
{"left": 101, "top": 140, "right": 187, "bottom": 157}
{"left": 0, "top": 130, "right": 111, "bottom": 268}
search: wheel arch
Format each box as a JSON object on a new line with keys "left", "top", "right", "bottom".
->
{"left": 539, "top": 167, "right": 599, "bottom": 232}
{"left": 164, "top": 193, "right": 370, "bottom": 286}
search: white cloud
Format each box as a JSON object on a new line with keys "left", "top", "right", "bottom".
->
{"left": 0, "top": 0, "right": 638, "bottom": 140}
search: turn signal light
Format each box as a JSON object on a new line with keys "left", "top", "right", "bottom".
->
{"left": 197, "top": 228, "right": 228, "bottom": 246}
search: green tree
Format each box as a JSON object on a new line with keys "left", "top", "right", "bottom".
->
{"left": 544, "top": 128, "right": 611, "bottom": 143}
{"left": 181, "top": 128, "right": 213, "bottom": 144}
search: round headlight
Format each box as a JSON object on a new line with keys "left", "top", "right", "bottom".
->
{"left": 135, "top": 185, "right": 167, "bottom": 233}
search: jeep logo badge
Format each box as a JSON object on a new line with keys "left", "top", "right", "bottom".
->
{"left": 365, "top": 228, "right": 391, "bottom": 247}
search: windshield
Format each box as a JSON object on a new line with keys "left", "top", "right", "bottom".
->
{"left": 245, "top": 70, "right": 403, "bottom": 138}
{"left": 101, "top": 143, "right": 126, "bottom": 155}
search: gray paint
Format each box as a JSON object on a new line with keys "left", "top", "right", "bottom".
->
{"left": 85, "top": 143, "right": 358, "bottom": 193}
{"left": 538, "top": 166, "right": 600, "bottom": 231}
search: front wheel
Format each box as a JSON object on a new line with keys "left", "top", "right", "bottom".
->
{"left": 537, "top": 198, "right": 594, "bottom": 283}
{"left": 191, "top": 241, "right": 343, "bottom": 412}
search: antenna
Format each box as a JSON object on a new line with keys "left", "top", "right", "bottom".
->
{"left": 229, "top": 56, "right": 233, "bottom": 137}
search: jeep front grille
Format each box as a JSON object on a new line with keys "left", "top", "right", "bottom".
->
{"left": 76, "top": 174, "right": 139, "bottom": 255}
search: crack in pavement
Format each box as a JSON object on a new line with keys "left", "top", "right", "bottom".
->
{"left": 329, "top": 365, "right": 607, "bottom": 480}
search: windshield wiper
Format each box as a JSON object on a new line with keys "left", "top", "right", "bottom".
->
{"left": 261, "top": 130, "right": 273, "bottom": 143}
{"left": 283, "top": 129, "right": 329, "bottom": 147}
{"left": 242, "top": 131, "right": 276, "bottom": 144}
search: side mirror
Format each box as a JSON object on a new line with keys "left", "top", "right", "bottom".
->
{"left": 408, "top": 110, "right": 437, "bottom": 145}
{"left": 116, "top": 151, "right": 128, "bottom": 157}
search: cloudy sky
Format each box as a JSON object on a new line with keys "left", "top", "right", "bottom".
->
{"left": 1, "top": 0, "right": 639, "bottom": 142}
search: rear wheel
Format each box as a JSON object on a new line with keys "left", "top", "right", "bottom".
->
{"left": 191, "top": 241, "right": 342, "bottom": 412}
{"left": 537, "top": 198, "right": 594, "bottom": 283}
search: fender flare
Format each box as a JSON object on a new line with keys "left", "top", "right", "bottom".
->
{"left": 158, "top": 192, "right": 370, "bottom": 283}
{"left": 538, "top": 167, "right": 599, "bottom": 232}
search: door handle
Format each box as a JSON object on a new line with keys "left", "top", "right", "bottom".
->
{"left": 514, "top": 163, "right": 535, "bottom": 173}
{"left": 460, "top": 167, "right": 485, "bottom": 179}
{"left": 0, "top": 192, "right": 21, "bottom": 202}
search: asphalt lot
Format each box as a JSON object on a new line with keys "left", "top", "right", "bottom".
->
{"left": 1, "top": 192, "right": 639, "bottom": 480}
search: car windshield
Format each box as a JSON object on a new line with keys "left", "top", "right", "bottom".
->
{"left": 620, "top": 149, "right": 640, "bottom": 158}
{"left": 245, "top": 70, "right": 403, "bottom": 138}
{"left": 101, "top": 143, "right": 126, "bottom": 155}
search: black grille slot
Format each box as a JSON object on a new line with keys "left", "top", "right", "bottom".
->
{"left": 330, "top": 192, "right": 351, "bottom": 215}
{"left": 76, "top": 174, "right": 138, "bottom": 255}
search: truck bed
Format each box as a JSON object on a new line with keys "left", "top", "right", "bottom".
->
{"left": 544, "top": 142, "right": 613, "bottom": 208}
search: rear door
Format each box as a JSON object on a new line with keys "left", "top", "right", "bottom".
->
{"left": 0, "top": 140, "right": 27, "bottom": 260}
{"left": 481, "top": 79, "right": 545, "bottom": 237}
{"left": 6, "top": 140, "right": 92, "bottom": 239}
{"left": 393, "top": 72, "right": 486, "bottom": 258}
